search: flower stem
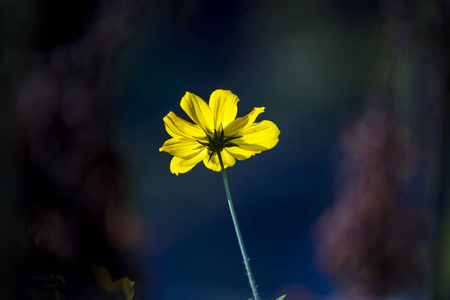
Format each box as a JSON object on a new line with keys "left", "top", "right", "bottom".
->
{"left": 217, "top": 151, "right": 260, "bottom": 300}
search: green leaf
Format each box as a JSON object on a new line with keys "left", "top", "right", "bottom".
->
{"left": 276, "top": 295, "right": 287, "bottom": 300}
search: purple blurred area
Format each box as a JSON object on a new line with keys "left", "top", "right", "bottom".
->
{"left": 315, "top": 106, "right": 433, "bottom": 298}
{"left": 1, "top": 0, "right": 449, "bottom": 300}
{"left": 1, "top": 0, "right": 151, "bottom": 299}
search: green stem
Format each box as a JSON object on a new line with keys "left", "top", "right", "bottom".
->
{"left": 217, "top": 151, "right": 260, "bottom": 300}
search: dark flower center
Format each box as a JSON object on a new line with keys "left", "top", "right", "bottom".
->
{"left": 198, "top": 129, "right": 240, "bottom": 161}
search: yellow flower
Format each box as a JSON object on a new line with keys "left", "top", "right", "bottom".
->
{"left": 159, "top": 89, "right": 280, "bottom": 175}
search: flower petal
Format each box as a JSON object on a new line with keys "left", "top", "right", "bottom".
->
{"left": 112, "top": 277, "right": 135, "bottom": 300}
{"left": 233, "top": 120, "right": 280, "bottom": 151}
{"left": 209, "top": 89, "right": 239, "bottom": 130}
{"left": 170, "top": 149, "right": 208, "bottom": 175}
{"left": 225, "top": 146, "right": 261, "bottom": 160}
{"left": 163, "top": 111, "right": 206, "bottom": 140}
{"left": 224, "top": 107, "right": 265, "bottom": 136}
{"left": 203, "top": 150, "right": 236, "bottom": 172}
{"left": 92, "top": 264, "right": 113, "bottom": 291}
{"left": 159, "top": 137, "right": 205, "bottom": 158}
{"left": 180, "top": 92, "right": 214, "bottom": 134}
{"left": 221, "top": 150, "right": 236, "bottom": 168}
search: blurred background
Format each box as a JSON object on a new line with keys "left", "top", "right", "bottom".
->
{"left": 1, "top": 0, "right": 449, "bottom": 299}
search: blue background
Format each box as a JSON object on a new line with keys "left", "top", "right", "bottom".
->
{"left": 2, "top": 0, "right": 447, "bottom": 299}
{"left": 112, "top": 1, "right": 438, "bottom": 299}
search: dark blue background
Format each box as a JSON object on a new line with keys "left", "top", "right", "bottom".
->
{"left": 114, "top": 1, "right": 387, "bottom": 299}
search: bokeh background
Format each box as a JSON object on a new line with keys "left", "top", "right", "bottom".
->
{"left": 1, "top": 0, "right": 449, "bottom": 299}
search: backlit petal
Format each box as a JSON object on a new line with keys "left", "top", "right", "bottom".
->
{"left": 180, "top": 92, "right": 214, "bottom": 134}
{"left": 159, "top": 137, "right": 205, "bottom": 158}
{"left": 221, "top": 150, "right": 236, "bottom": 168}
{"left": 224, "top": 107, "right": 265, "bottom": 136}
{"left": 170, "top": 149, "right": 208, "bottom": 175}
{"left": 163, "top": 112, "right": 206, "bottom": 140}
{"left": 233, "top": 120, "right": 280, "bottom": 151}
{"left": 112, "top": 278, "right": 135, "bottom": 300}
{"left": 203, "top": 150, "right": 235, "bottom": 172}
{"left": 92, "top": 264, "right": 113, "bottom": 291}
{"left": 225, "top": 146, "right": 261, "bottom": 160}
{"left": 209, "top": 89, "right": 239, "bottom": 130}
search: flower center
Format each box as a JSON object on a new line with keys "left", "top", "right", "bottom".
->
{"left": 198, "top": 129, "right": 240, "bottom": 161}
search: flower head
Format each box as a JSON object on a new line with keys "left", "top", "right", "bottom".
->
{"left": 159, "top": 89, "right": 280, "bottom": 175}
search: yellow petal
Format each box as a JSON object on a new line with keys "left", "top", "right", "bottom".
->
{"left": 203, "top": 150, "right": 235, "bottom": 172}
{"left": 112, "top": 277, "right": 135, "bottom": 300}
{"left": 221, "top": 150, "right": 237, "bottom": 168}
{"left": 163, "top": 112, "right": 206, "bottom": 140}
{"left": 224, "top": 107, "right": 265, "bottom": 136}
{"left": 203, "top": 154, "right": 221, "bottom": 172}
{"left": 225, "top": 146, "right": 261, "bottom": 160}
{"left": 233, "top": 120, "right": 280, "bottom": 151}
{"left": 159, "top": 137, "right": 205, "bottom": 158}
{"left": 180, "top": 92, "right": 214, "bottom": 134}
{"left": 170, "top": 149, "right": 208, "bottom": 175}
{"left": 91, "top": 264, "right": 114, "bottom": 292}
{"left": 209, "top": 89, "right": 239, "bottom": 130}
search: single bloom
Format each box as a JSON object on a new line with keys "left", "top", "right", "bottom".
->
{"left": 159, "top": 89, "right": 280, "bottom": 175}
